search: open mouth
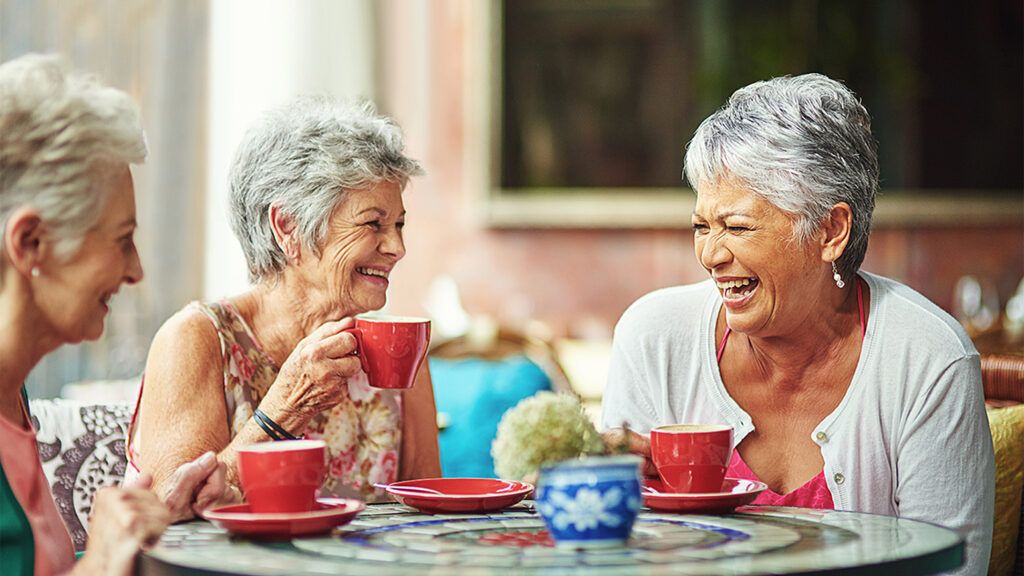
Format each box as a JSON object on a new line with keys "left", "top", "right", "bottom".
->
{"left": 356, "top": 267, "right": 390, "bottom": 283}
{"left": 716, "top": 277, "right": 759, "bottom": 302}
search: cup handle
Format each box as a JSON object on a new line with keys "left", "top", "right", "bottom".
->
{"left": 343, "top": 328, "right": 370, "bottom": 375}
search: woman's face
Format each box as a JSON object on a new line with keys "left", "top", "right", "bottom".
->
{"left": 692, "top": 178, "right": 827, "bottom": 337}
{"left": 36, "top": 165, "right": 143, "bottom": 343}
{"left": 312, "top": 181, "right": 406, "bottom": 315}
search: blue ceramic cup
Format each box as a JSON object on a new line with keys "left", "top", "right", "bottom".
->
{"left": 535, "top": 455, "right": 642, "bottom": 548}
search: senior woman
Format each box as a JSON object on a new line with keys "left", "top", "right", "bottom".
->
{"left": 602, "top": 74, "right": 994, "bottom": 575}
{"left": 0, "top": 54, "right": 224, "bottom": 575}
{"left": 128, "top": 97, "right": 440, "bottom": 503}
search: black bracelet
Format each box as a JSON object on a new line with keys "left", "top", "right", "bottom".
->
{"left": 253, "top": 409, "right": 298, "bottom": 441}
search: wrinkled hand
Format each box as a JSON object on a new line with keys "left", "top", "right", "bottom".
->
{"left": 602, "top": 428, "right": 657, "bottom": 477}
{"left": 263, "top": 318, "right": 363, "bottom": 427}
{"left": 75, "top": 475, "right": 170, "bottom": 576}
{"left": 158, "top": 451, "right": 228, "bottom": 522}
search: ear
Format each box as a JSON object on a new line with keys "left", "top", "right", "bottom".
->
{"left": 3, "top": 206, "right": 48, "bottom": 276}
{"left": 267, "top": 202, "right": 302, "bottom": 263}
{"left": 819, "top": 202, "right": 852, "bottom": 263}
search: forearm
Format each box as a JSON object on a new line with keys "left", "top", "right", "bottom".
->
{"left": 398, "top": 367, "right": 440, "bottom": 479}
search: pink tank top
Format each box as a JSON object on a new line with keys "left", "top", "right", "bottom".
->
{"left": 715, "top": 279, "right": 865, "bottom": 509}
{"left": 0, "top": 400, "right": 76, "bottom": 575}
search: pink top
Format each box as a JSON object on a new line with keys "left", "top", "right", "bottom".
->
{"left": 0, "top": 401, "right": 76, "bottom": 575}
{"left": 715, "top": 279, "right": 865, "bottom": 510}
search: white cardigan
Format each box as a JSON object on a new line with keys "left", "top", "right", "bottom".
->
{"left": 601, "top": 272, "right": 994, "bottom": 576}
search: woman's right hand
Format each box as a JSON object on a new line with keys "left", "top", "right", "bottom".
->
{"left": 73, "top": 475, "right": 170, "bottom": 576}
{"left": 602, "top": 428, "right": 658, "bottom": 477}
{"left": 260, "top": 318, "right": 364, "bottom": 430}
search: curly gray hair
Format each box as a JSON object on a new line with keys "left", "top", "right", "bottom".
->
{"left": 228, "top": 96, "right": 424, "bottom": 281}
{"left": 683, "top": 73, "right": 879, "bottom": 280}
{"left": 0, "top": 53, "right": 146, "bottom": 259}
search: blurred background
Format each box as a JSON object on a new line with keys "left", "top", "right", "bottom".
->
{"left": 3, "top": 0, "right": 1022, "bottom": 432}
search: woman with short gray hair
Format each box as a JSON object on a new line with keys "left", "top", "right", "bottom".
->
{"left": 0, "top": 53, "right": 224, "bottom": 576}
{"left": 129, "top": 96, "right": 440, "bottom": 503}
{"left": 602, "top": 73, "right": 993, "bottom": 575}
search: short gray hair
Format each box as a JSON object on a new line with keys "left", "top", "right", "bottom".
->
{"left": 228, "top": 96, "right": 424, "bottom": 281}
{"left": 683, "top": 73, "right": 878, "bottom": 280}
{"left": 0, "top": 53, "right": 146, "bottom": 259}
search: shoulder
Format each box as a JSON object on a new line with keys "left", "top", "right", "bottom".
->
{"left": 145, "top": 303, "right": 224, "bottom": 385}
{"left": 866, "top": 273, "right": 977, "bottom": 360}
{"left": 615, "top": 280, "right": 715, "bottom": 339}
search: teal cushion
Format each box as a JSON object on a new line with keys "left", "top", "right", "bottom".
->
{"left": 430, "top": 355, "right": 552, "bottom": 478}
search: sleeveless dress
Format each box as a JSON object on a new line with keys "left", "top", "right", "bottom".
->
{"left": 716, "top": 280, "right": 866, "bottom": 509}
{"left": 127, "top": 301, "right": 403, "bottom": 503}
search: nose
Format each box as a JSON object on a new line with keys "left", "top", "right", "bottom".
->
{"left": 124, "top": 246, "right": 144, "bottom": 285}
{"left": 380, "top": 226, "right": 406, "bottom": 261}
{"left": 697, "top": 231, "right": 731, "bottom": 272}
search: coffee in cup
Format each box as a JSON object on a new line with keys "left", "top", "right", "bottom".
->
{"left": 348, "top": 316, "right": 430, "bottom": 389}
{"left": 649, "top": 424, "right": 733, "bottom": 493}
{"left": 237, "top": 439, "right": 326, "bottom": 513}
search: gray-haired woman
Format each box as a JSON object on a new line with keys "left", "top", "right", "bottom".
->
{"left": 128, "top": 96, "right": 441, "bottom": 504}
{"left": 602, "top": 73, "right": 993, "bottom": 575}
{"left": 0, "top": 53, "right": 224, "bottom": 576}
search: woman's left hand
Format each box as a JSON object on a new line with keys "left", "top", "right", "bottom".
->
{"left": 145, "top": 451, "right": 227, "bottom": 522}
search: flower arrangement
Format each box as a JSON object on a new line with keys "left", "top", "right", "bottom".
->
{"left": 491, "top": 391, "right": 607, "bottom": 482}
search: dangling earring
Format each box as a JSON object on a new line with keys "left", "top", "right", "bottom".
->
{"left": 831, "top": 261, "right": 845, "bottom": 289}
{"left": 30, "top": 267, "right": 40, "bottom": 278}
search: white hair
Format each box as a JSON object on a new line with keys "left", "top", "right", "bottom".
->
{"left": 228, "top": 96, "right": 424, "bottom": 281}
{"left": 0, "top": 53, "right": 146, "bottom": 259}
{"left": 683, "top": 73, "right": 878, "bottom": 279}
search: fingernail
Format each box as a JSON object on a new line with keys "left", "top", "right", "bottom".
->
{"left": 199, "top": 452, "right": 216, "bottom": 466}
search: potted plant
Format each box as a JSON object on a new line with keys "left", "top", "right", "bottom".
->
{"left": 491, "top": 392, "right": 642, "bottom": 548}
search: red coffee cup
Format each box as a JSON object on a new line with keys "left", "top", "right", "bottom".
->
{"left": 649, "top": 424, "right": 733, "bottom": 493}
{"left": 348, "top": 316, "right": 431, "bottom": 389}
{"left": 237, "top": 439, "right": 326, "bottom": 513}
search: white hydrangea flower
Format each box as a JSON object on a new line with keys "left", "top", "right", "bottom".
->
{"left": 491, "top": 391, "right": 606, "bottom": 481}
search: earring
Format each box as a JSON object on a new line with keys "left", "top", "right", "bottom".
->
{"left": 832, "top": 261, "right": 845, "bottom": 289}
{"left": 30, "top": 267, "right": 40, "bottom": 278}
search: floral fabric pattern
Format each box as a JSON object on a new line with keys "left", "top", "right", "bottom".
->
{"left": 195, "top": 301, "right": 402, "bottom": 503}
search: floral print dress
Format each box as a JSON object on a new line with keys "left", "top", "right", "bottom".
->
{"left": 128, "top": 301, "right": 402, "bottom": 503}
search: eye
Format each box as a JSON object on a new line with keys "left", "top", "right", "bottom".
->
{"left": 396, "top": 221, "right": 405, "bottom": 231}
{"left": 364, "top": 220, "right": 382, "bottom": 231}
{"left": 727, "top": 226, "right": 750, "bottom": 232}
{"left": 692, "top": 222, "right": 709, "bottom": 233}
{"left": 119, "top": 233, "right": 135, "bottom": 251}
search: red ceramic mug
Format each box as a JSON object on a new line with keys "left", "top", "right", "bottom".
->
{"left": 237, "top": 439, "right": 326, "bottom": 513}
{"left": 649, "top": 424, "right": 733, "bottom": 493}
{"left": 347, "top": 316, "right": 431, "bottom": 389}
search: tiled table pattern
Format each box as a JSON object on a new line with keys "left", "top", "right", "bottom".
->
{"left": 143, "top": 503, "right": 962, "bottom": 575}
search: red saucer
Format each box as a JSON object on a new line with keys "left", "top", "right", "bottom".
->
{"left": 642, "top": 477, "right": 766, "bottom": 514}
{"left": 383, "top": 478, "right": 533, "bottom": 513}
{"left": 202, "top": 498, "right": 364, "bottom": 538}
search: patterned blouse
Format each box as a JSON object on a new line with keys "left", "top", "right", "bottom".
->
{"left": 128, "top": 301, "right": 402, "bottom": 503}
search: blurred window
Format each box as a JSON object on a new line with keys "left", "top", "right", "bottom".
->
{"left": 499, "top": 0, "right": 1023, "bottom": 193}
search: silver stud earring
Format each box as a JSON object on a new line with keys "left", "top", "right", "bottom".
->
{"left": 30, "top": 267, "right": 40, "bottom": 278}
{"left": 832, "top": 261, "right": 845, "bottom": 289}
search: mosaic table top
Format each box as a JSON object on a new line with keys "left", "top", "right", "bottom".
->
{"left": 140, "top": 502, "right": 962, "bottom": 576}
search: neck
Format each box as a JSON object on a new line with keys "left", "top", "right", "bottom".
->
{"left": 0, "top": 270, "right": 63, "bottom": 425}
{"left": 234, "top": 273, "right": 360, "bottom": 367}
{"left": 726, "top": 276, "right": 865, "bottom": 385}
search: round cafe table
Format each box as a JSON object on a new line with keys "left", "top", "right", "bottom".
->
{"left": 140, "top": 502, "right": 962, "bottom": 576}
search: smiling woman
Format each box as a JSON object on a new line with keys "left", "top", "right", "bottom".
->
{"left": 127, "top": 96, "right": 441, "bottom": 507}
{"left": 602, "top": 74, "right": 994, "bottom": 576}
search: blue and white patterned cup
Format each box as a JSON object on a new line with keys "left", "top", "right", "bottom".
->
{"left": 535, "top": 455, "right": 643, "bottom": 548}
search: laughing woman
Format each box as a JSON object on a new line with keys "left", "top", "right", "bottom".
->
{"left": 128, "top": 97, "right": 440, "bottom": 504}
{"left": 602, "top": 74, "right": 994, "bottom": 575}
{"left": 0, "top": 54, "right": 224, "bottom": 576}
